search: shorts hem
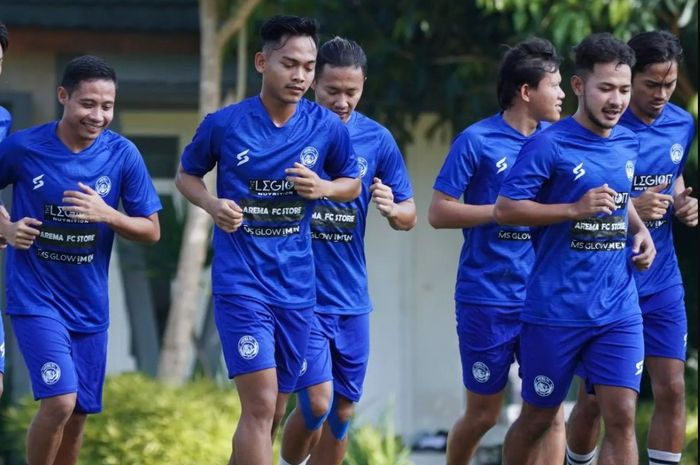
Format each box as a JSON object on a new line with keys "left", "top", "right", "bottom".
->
{"left": 294, "top": 376, "right": 333, "bottom": 393}
{"left": 464, "top": 382, "right": 509, "bottom": 396}
{"left": 228, "top": 363, "right": 276, "bottom": 381}
{"left": 644, "top": 352, "right": 686, "bottom": 363}
{"left": 34, "top": 388, "right": 78, "bottom": 402}
{"left": 333, "top": 385, "right": 361, "bottom": 403}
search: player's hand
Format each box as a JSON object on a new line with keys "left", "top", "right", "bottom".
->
{"left": 369, "top": 177, "right": 397, "bottom": 218}
{"left": 63, "top": 182, "right": 116, "bottom": 223}
{"left": 570, "top": 184, "right": 617, "bottom": 219}
{"left": 673, "top": 187, "right": 698, "bottom": 227}
{"left": 631, "top": 183, "right": 674, "bottom": 221}
{"left": 0, "top": 217, "right": 42, "bottom": 250}
{"left": 285, "top": 162, "right": 329, "bottom": 200}
{"left": 0, "top": 204, "right": 9, "bottom": 249}
{"left": 630, "top": 226, "right": 656, "bottom": 271}
{"left": 206, "top": 198, "right": 243, "bottom": 233}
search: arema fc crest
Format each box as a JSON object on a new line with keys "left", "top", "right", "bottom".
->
{"left": 41, "top": 361, "right": 61, "bottom": 385}
{"left": 472, "top": 361, "right": 490, "bottom": 383}
{"left": 358, "top": 157, "right": 368, "bottom": 178}
{"left": 670, "top": 143, "right": 683, "bottom": 164}
{"left": 300, "top": 146, "right": 320, "bottom": 168}
{"left": 625, "top": 160, "right": 634, "bottom": 182}
{"left": 534, "top": 375, "right": 554, "bottom": 397}
{"left": 238, "top": 335, "right": 259, "bottom": 360}
{"left": 95, "top": 176, "right": 112, "bottom": 197}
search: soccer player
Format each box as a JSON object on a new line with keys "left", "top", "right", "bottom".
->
{"left": 0, "top": 20, "right": 11, "bottom": 400}
{"left": 175, "top": 17, "right": 360, "bottom": 465}
{"left": 494, "top": 33, "right": 655, "bottom": 465}
{"left": 566, "top": 30, "right": 697, "bottom": 465}
{"left": 278, "top": 37, "right": 417, "bottom": 465}
{"left": 0, "top": 55, "right": 162, "bottom": 465}
{"left": 428, "top": 37, "right": 566, "bottom": 465}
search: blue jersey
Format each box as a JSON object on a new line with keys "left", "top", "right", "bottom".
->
{"left": 433, "top": 113, "right": 547, "bottom": 306}
{"left": 0, "top": 106, "right": 11, "bottom": 140}
{"left": 500, "top": 117, "right": 640, "bottom": 327}
{"left": 180, "top": 96, "right": 358, "bottom": 309}
{"left": 619, "top": 104, "right": 695, "bottom": 297}
{"left": 312, "top": 111, "right": 413, "bottom": 315}
{"left": 0, "top": 122, "right": 162, "bottom": 332}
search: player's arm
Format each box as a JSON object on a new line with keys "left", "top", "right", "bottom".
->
{"left": 62, "top": 182, "right": 160, "bottom": 243}
{"left": 428, "top": 191, "right": 493, "bottom": 229}
{"left": 672, "top": 174, "right": 697, "bottom": 227}
{"left": 627, "top": 200, "right": 655, "bottom": 270}
{"left": 370, "top": 177, "right": 416, "bottom": 230}
{"left": 285, "top": 162, "right": 361, "bottom": 202}
{"left": 494, "top": 184, "right": 618, "bottom": 226}
{"left": 175, "top": 165, "right": 243, "bottom": 233}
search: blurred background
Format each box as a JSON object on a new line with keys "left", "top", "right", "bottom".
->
{"left": 0, "top": 1, "right": 697, "bottom": 464}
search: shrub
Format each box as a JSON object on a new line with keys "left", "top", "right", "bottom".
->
{"left": 344, "top": 414, "right": 414, "bottom": 465}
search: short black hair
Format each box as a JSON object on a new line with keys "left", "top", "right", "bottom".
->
{"left": 260, "top": 15, "right": 319, "bottom": 53}
{"left": 60, "top": 55, "right": 117, "bottom": 94}
{"left": 316, "top": 36, "right": 367, "bottom": 78}
{"left": 0, "top": 22, "right": 8, "bottom": 53}
{"left": 497, "top": 37, "right": 561, "bottom": 110}
{"left": 573, "top": 32, "right": 636, "bottom": 76}
{"left": 628, "top": 30, "right": 683, "bottom": 75}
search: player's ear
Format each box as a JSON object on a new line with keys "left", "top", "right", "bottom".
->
{"left": 57, "top": 86, "right": 70, "bottom": 105}
{"left": 519, "top": 83, "right": 531, "bottom": 103}
{"left": 570, "top": 74, "right": 584, "bottom": 97}
{"left": 254, "top": 51, "right": 266, "bottom": 74}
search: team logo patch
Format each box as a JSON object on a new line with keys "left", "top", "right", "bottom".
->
{"left": 41, "top": 362, "right": 61, "bottom": 385}
{"left": 533, "top": 375, "right": 554, "bottom": 397}
{"left": 625, "top": 160, "right": 635, "bottom": 182}
{"left": 669, "top": 143, "right": 683, "bottom": 164}
{"left": 33, "top": 174, "right": 45, "bottom": 190}
{"left": 573, "top": 162, "right": 585, "bottom": 181}
{"left": 496, "top": 156, "right": 508, "bottom": 174}
{"left": 300, "top": 146, "right": 320, "bottom": 168}
{"left": 358, "top": 157, "right": 368, "bottom": 178}
{"left": 300, "top": 358, "right": 308, "bottom": 376}
{"left": 238, "top": 335, "right": 259, "bottom": 360}
{"left": 472, "top": 361, "right": 490, "bottom": 383}
{"left": 95, "top": 176, "right": 112, "bottom": 197}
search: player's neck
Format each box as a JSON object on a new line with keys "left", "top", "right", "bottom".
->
{"left": 502, "top": 107, "right": 539, "bottom": 137}
{"left": 629, "top": 100, "right": 657, "bottom": 126}
{"left": 258, "top": 92, "right": 298, "bottom": 127}
{"left": 572, "top": 109, "right": 612, "bottom": 138}
{"left": 55, "top": 120, "right": 95, "bottom": 153}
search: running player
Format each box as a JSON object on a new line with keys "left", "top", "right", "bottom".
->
{"left": 0, "top": 55, "right": 162, "bottom": 465}
{"left": 494, "top": 32, "right": 655, "bottom": 465}
{"left": 176, "top": 17, "right": 360, "bottom": 465}
{"left": 279, "top": 37, "right": 416, "bottom": 465}
{"left": 428, "top": 37, "right": 566, "bottom": 465}
{"left": 0, "top": 20, "right": 11, "bottom": 399}
{"left": 565, "top": 30, "right": 697, "bottom": 465}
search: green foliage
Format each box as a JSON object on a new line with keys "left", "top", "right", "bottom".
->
{"left": 344, "top": 415, "right": 414, "bottom": 465}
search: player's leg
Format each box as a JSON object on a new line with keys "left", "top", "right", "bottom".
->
{"left": 233, "top": 368, "right": 279, "bottom": 465}
{"left": 594, "top": 385, "right": 639, "bottom": 465}
{"left": 565, "top": 372, "right": 602, "bottom": 465}
{"left": 447, "top": 390, "right": 505, "bottom": 465}
{"left": 52, "top": 413, "right": 87, "bottom": 465}
{"left": 307, "top": 313, "right": 370, "bottom": 465}
{"left": 529, "top": 403, "right": 566, "bottom": 465}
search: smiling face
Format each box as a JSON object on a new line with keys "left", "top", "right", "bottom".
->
{"left": 527, "top": 69, "right": 565, "bottom": 123}
{"left": 573, "top": 61, "right": 632, "bottom": 136}
{"left": 57, "top": 78, "right": 115, "bottom": 151}
{"left": 256, "top": 34, "right": 317, "bottom": 108}
{"left": 312, "top": 64, "right": 365, "bottom": 123}
{"left": 630, "top": 60, "right": 678, "bottom": 124}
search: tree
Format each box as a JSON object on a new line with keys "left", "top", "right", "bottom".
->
{"left": 157, "top": 0, "right": 261, "bottom": 385}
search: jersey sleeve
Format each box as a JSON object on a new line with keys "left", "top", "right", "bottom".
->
{"left": 376, "top": 130, "right": 413, "bottom": 203}
{"left": 0, "top": 136, "right": 19, "bottom": 190}
{"left": 120, "top": 141, "right": 163, "bottom": 217}
{"left": 322, "top": 119, "right": 359, "bottom": 179}
{"left": 432, "top": 131, "right": 479, "bottom": 200}
{"left": 0, "top": 108, "right": 12, "bottom": 141}
{"left": 499, "top": 135, "right": 557, "bottom": 200}
{"left": 180, "top": 112, "right": 222, "bottom": 177}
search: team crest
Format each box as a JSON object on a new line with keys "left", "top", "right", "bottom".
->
{"left": 95, "top": 176, "right": 112, "bottom": 197}
{"left": 358, "top": 157, "right": 368, "bottom": 178}
{"left": 238, "top": 335, "right": 259, "bottom": 360}
{"left": 41, "top": 361, "right": 61, "bottom": 385}
{"left": 300, "top": 146, "right": 320, "bottom": 168}
{"left": 534, "top": 375, "right": 554, "bottom": 397}
{"left": 472, "top": 361, "right": 490, "bottom": 383}
{"left": 625, "top": 160, "right": 635, "bottom": 182}
{"left": 670, "top": 143, "right": 683, "bottom": 164}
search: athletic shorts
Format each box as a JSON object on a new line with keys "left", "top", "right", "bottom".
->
{"left": 520, "top": 313, "right": 644, "bottom": 408}
{"left": 214, "top": 294, "right": 314, "bottom": 394}
{"left": 641, "top": 284, "right": 687, "bottom": 361}
{"left": 294, "top": 312, "right": 370, "bottom": 403}
{"left": 0, "top": 319, "right": 5, "bottom": 374}
{"left": 11, "top": 315, "right": 108, "bottom": 414}
{"left": 456, "top": 302, "right": 521, "bottom": 395}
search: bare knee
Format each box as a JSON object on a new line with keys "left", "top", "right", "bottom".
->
{"left": 465, "top": 404, "right": 499, "bottom": 433}
{"left": 37, "top": 395, "right": 77, "bottom": 426}
{"left": 241, "top": 387, "right": 277, "bottom": 423}
{"left": 652, "top": 375, "right": 685, "bottom": 409}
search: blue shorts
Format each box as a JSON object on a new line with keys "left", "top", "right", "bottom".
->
{"left": 641, "top": 284, "right": 687, "bottom": 361}
{"left": 0, "top": 319, "right": 5, "bottom": 374}
{"left": 214, "top": 294, "right": 314, "bottom": 394}
{"left": 456, "top": 303, "right": 521, "bottom": 395}
{"left": 294, "top": 312, "right": 370, "bottom": 403}
{"left": 11, "top": 315, "right": 108, "bottom": 414}
{"left": 520, "top": 314, "right": 644, "bottom": 408}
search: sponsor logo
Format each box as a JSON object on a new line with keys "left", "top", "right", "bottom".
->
{"left": 300, "top": 359, "right": 308, "bottom": 376}
{"left": 472, "top": 362, "right": 490, "bottom": 383}
{"left": 36, "top": 225, "right": 98, "bottom": 249}
{"left": 248, "top": 179, "right": 296, "bottom": 197}
{"left": 242, "top": 224, "right": 300, "bottom": 237}
{"left": 573, "top": 162, "right": 585, "bottom": 181}
{"left": 239, "top": 199, "right": 305, "bottom": 223}
{"left": 311, "top": 231, "right": 354, "bottom": 243}
{"left": 236, "top": 149, "right": 250, "bottom": 166}
{"left": 635, "top": 360, "right": 644, "bottom": 376}
{"left": 311, "top": 206, "right": 358, "bottom": 229}
{"left": 358, "top": 157, "right": 368, "bottom": 178}
{"left": 613, "top": 192, "right": 629, "bottom": 209}
{"left": 33, "top": 174, "right": 45, "bottom": 190}
{"left": 571, "top": 216, "right": 627, "bottom": 239}
{"left": 300, "top": 146, "right": 319, "bottom": 167}
{"left": 534, "top": 375, "right": 554, "bottom": 397}
{"left": 644, "top": 219, "right": 667, "bottom": 230}
{"left": 496, "top": 156, "right": 508, "bottom": 174}
{"left": 41, "top": 362, "right": 61, "bottom": 385}
{"left": 497, "top": 229, "right": 531, "bottom": 241}
{"left": 670, "top": 143, "right": 683, "bottom": 164}
{"left": 95, "top": 176, "right": 111, "bottom": 197}
{"left": 36, "top": 248, "right": 95, "bottom": 265}
{"left": 625, "top": 160, "right": 634, "bottom": 181}
{"left": 238, "top": 335, "right": 259, "bottom": 360}
{"left": 44, "top": 204, "right": 89, "bottom": 224}
{"left": 633, "top": 173, "right": 673, "bottom": 191}
{"left": 570, "top": 240, "right": 626, "bottom": 251}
